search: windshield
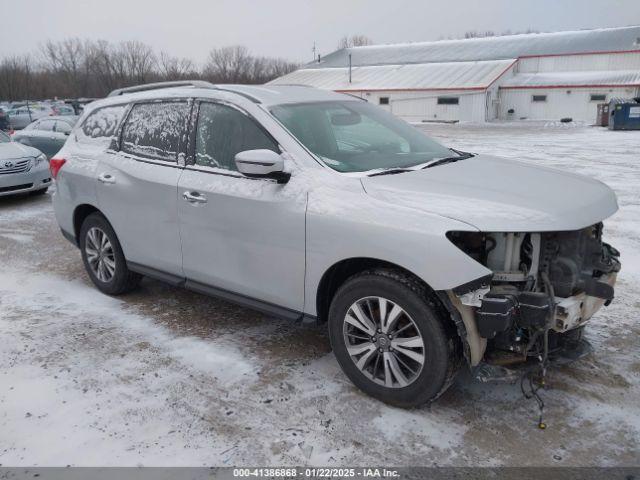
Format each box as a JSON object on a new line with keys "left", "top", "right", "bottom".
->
{"left": 270, "top": 101, "right": 453, "bottom": 173}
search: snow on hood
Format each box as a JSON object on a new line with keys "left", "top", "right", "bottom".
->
{"left": 361, "top": 154, "right": 618, "bottom": 232}
{"left": 0, "top": 142, "right": 41, "bottom": 161}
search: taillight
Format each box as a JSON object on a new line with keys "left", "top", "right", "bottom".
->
{"left": 9, "top": 129, "right": 15, "bottom": 136}
{"left": 49, "top": 157, "right": 66, "bottom": 179}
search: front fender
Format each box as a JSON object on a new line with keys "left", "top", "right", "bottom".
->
{"left": 304, "top": 183, "right": 491, "bottom": 316}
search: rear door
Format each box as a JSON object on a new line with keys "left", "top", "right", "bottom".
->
{"left": 95, "top": 100, "right": 190, "bottom": 277}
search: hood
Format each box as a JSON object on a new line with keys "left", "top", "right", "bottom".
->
{"left": 0, "top": 142, "right": 41, "bottom": 161}
{"left": 361, "top": 154, "right": 618, "bottom": 232}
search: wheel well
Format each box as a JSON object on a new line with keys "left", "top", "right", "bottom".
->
{"left": 73, "top": 204, "right": 100, "bottom": 242}
{"left": 316, "top": 258, "right": 431, "bottom": 323}
{"left": 316, "top": 257, "right": 468, "bottom": 366}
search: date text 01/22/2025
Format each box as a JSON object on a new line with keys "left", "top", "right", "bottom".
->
{"left": 232, "top": 468, "right": 400, "bottom": 477}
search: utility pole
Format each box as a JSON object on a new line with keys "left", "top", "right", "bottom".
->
{"left": 349, "top": 54, "right": 352, "bottom": 84}
{"left": 312, "top": 42, "right": 317, "bottom": 62}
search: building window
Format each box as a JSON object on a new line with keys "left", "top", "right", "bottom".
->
{"left": 532, "top": 95, "right": 547, "bottom": 102}
{"left": 590, "top": 94, "right": 607, "bottom": 102}
{"left": 379, "top": 97, "right": 389, "bottom": 105}
{"left": 437, "top": 97, "right": 459, "bottom": 105}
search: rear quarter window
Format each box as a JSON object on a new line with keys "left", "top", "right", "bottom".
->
{"left": 77, "top": 104, "right": 128, "bottom": 146}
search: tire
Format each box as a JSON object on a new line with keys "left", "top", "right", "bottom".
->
{"left": 328, "top": 269, "right": 461, "bottom": 408}
{"left": 79, "top": 212, "right": 142, "bottom": 295}
{"left": 29, "top": 187, "right": 48, "bottom": 196}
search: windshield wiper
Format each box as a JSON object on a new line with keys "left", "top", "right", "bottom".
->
{"left": 368, "top": 168, "right": 414, "bottom": 177}
{"left": 422, "top": 149, "right": 475, "bottom": 169}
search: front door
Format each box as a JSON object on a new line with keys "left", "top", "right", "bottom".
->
{"left": 95, "top": 100, "right": 190, "bottom": 277}
{"left": 177, "top": 101, "right": 306, "bottom": 313}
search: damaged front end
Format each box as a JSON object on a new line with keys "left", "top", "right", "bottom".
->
{"left": 446, "top": 223, "right": 621, "bottom": 380}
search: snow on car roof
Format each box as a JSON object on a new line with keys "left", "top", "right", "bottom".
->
{"left": 215, "top": 84, "right": 357, "bottom": 105}
{"left": 87, "top": 84, "right": 357, "bottom": 113}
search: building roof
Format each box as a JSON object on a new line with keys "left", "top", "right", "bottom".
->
{"left": 311, "top": 26, "right": 640, "bottom": 68}
{"left": 269, "top": 59, "right": 516, "bottom": 92}
{"left": 500, "top": 70, "right": 640, "bottom": 89}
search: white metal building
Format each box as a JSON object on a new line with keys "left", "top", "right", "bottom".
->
{"left": 269, "top": 26, "right": 640, "bottom": 123}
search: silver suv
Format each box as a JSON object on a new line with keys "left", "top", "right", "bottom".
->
{"left": 52, "top": 81, "right": 621, "bottom": 407}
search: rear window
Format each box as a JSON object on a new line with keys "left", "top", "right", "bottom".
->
{"left": 37, "top": 120, "right": 56, "bottom": 131}
{"left": 55, "top": 120, "right": 73, "bottom": 134}
{"left": 120, "top": 101, "right": 189, "bottom": 162}
{"left": 77, "top": 104, "right": 127, "bottom": 146}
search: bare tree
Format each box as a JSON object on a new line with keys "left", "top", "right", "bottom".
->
{"left": 338, "top": 34, "right": 374, "bottom": 49}
{"left": 0, "top": 38, "right": 298, "bottom": 100}
{"left": 158, "top": 52, "right": 196, "bottom": 79}
{"left": 463, "top": 29, "right": 539, "bottom": 39}
{"left": 203, "top": 45, "right": 252, "bottom": 83}
{"left": 119, "top": 41, "right": 157, "bottom": 85}
{"left": 40, "top": 38, "right": 89, "bottom": 97}
{"left": 0, "top": 55, "right": 34, "bottom": 101}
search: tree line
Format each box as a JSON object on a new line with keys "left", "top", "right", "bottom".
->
{"left": 0, "top": 39, "right": 300, "bottom": 101}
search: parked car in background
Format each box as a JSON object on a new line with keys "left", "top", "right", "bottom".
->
{"left": 0, "top": 107, "right": 9, "bottom": 131}
{"left": 7, "top": 105, "right": 51, "bottom": 129}
{"left": 51, "top": 82, "right": 621, "bottom": 407}
{"left": 12, "top": 116, "right": 79, "bottom": 159}
{"left": 51, "top": 104, "right": 76, "bottom": 116}
{"left": 0, "top": 130, "right": 51, "bottom": 196}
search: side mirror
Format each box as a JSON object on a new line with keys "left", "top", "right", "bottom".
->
{"left": 234, "top": 149, "right": 290, "bottom": 184}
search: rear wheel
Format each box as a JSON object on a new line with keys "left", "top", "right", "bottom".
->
{"left": 328, "top": 270, "right": 460, "bottom": 407}
{"left": 79, "top": 213, "right": 142, "bottom": 295}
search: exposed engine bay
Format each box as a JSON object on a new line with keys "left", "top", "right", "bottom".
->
{"left": 447, "top": 223, "right": 621, "bottom": 368}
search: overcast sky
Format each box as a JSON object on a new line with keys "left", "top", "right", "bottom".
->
{"left": 2, "top": 0, "right": 639, "bottom": 64}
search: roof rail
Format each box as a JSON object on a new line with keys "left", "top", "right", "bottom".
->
{"left": 107, "top": 80, "right": 215, "bottom": 97}
{"left": 211, "top": 86, "right": 261, "bottom": 103}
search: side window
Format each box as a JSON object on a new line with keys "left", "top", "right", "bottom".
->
{"left": 194, "top": 102, "right": 278, "bottom": 171}
{"left": 55, "top": 121, "right": 72, "bottom": 134}
{"left": 38, "top": 120, "right": 56, "bottom": 131}
{"left": 121, "top": 102, "right": 189, "bottom": 162}
{"left": 77, "top": 104, "right": 127, "bottom": 146}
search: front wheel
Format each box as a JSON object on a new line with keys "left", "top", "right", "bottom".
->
{"left": 79, "top": 213, "right": 142, "bottom": 295}
{"left": 328, "top": 270, "right": 460, "bottom": 407}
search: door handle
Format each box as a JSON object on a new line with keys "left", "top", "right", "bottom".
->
{"left": 183, "top": 191, "right": 207, "bottom": 204}
{"left": 97, "top": 173, "right": 116, "bottom": 184}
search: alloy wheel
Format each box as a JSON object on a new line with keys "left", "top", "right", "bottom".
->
{"left": 342, "top": 296, "right": 425, "bottom": 388}
{"left": 85, "top": 227, "right": 116, "bottom": 283}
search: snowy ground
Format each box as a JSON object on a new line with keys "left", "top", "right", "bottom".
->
{"left": 0, "top": 122, "right": 639, "bottom": 467}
